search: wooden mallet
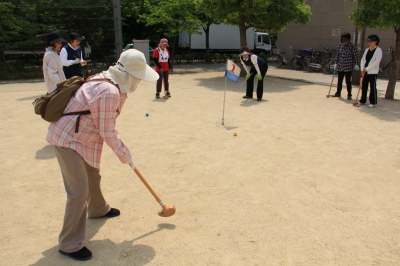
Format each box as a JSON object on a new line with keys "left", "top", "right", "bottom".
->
{"left": 133, "top": 168, "right": 176, "bottom": 217}
{"left": 353, "top": 74, "right": 365, "bottom": 107}
{"left": 326, "top": 69, "right": 337, "bottom": 98}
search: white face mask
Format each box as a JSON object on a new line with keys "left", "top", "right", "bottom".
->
{"left": 103, "top": 63, "right": 141, "bottom": 93}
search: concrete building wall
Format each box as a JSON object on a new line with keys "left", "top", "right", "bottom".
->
{"left": 276, "top": 0, "right": 397, "bottom": 76}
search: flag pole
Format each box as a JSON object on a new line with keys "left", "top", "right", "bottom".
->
{"left": 222, "top": 76, "right": 227, "bottom": 126}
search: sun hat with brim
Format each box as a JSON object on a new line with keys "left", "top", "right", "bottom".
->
{"left": 118, "top": 49, "right": 159, "bottom": 81}
{"left": 159, "top": 38, "right": 169, "bottom": 47}
{"left": 46, "top": 32, "right": 67, "bottom": 46}
{"left": 69, "top": 32, "right": 84, "bottom": 41}
{"left": 367, "top": 35, "right": 379, "bottom": 42}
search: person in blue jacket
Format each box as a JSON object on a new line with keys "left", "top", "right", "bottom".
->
{"left": 240, "top": 46, "right": 268, "bottom": 101}
{"left": 60, "top": 32, "right": 87, "bottom": 79}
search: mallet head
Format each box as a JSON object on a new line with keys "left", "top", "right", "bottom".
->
{"left": 158, "top": 205, "right": 176, "bottom": 217}
{"left": 326, "top": 95, "right": 330, "bottom": 98}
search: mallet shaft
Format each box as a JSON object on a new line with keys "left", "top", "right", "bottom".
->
{"left": 134, "top": 168, "right": 167, "bottom": 210}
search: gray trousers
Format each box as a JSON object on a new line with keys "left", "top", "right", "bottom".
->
{"left": 53, "top": 146, "right": 110, "bottom": 253}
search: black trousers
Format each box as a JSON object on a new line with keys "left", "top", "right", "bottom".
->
{"left": 335, "top": 70, "right": 353, "bottom": 96}
{"left": 156, "top": 71, "right": 169, "bottom": 93}
{"left": 246, "top": 66, "right": 268, "bottom": 99}
{"left": 360, "top": 74, "right": 378, "bottom": 105}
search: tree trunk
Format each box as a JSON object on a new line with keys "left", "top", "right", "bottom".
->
{"left": 204, "top": 23, "right": 211, "bottom": 54}
{"left": 238, "top": 14, "right": 247, "bottom": 48}
{"left": 171, "top": 34, "right": 178, "bottom": 58}
{"left": 385, "top": 27, "right": 400, "bottom": 99}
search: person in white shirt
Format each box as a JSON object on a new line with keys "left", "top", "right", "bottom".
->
{"left": 60, "top": 32, "right": 87, "bottom": 79}
{"left": 359, "top": 35, "right": 382, "bottom": 108}
{"left": 239, "top": 46, "right": 268, "bottom": 101}
{"left": 42, "top": 32, "right": 67, "bottom": 94}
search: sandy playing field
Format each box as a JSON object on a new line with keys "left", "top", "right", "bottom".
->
{"left": 1, "top": 65, "right": 400, "bottom": 265}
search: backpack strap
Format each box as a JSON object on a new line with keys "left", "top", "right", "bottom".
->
{"left": 61, "top": 110, "right": 91, "bottom": 133}
{"left": 62, "top": 78, "right": 116, "bottom": 133}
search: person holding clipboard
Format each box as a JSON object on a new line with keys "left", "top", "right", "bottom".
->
{"left": 60, "top": 32, "right": 90, "bottom": 79}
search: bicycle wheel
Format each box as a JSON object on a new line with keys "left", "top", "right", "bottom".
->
{"left": 388, "top": 64, "right": 400, "bottom": 80}
{"left": 309, "top": 57, "right": 322, "bottom": 72}
{"left": 303, "top": 56, "right": 312, "bottom": 72}
{"left": 321, "top": 58, "right": 331, "bottom": 73}
{"left": 270, "top": 54, "right": 283, "bottom": 68}
{"left": 328, "top": 58, "right": 336, "bottom": 74}
{"left": 291, "top": 57, "right": 303, "bottom": 70}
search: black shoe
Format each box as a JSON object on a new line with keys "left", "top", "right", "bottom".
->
{"left": 99, "top": 208, "right": 120, "bottom": 218}
{"left": 257, "top": 98, "right": 262, "bottom": 101}
{"left": 156, "top": 93, "right": 160, "bottom": 98}
{"left": 331, "top": 94, "right": 340, "bottom": 97}
{"left": 166, "top": 91, "right": 171, "bottom": 97}
{"left": 243, "top": 95, "right": 253, "bottom": 99}
{"left": 59, "top": 246, "right": 92, "bottom": 261}
{"left": 347, "top": 96, "right": 352, "bottom": 100}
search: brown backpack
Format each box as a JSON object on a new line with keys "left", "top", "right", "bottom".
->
{"left": 32, "top": 73, "right": 112, "bottom": 132}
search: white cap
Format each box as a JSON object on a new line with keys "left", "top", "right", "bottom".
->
{"left": 118, "top": 49, "right": 158, "bottom": 81}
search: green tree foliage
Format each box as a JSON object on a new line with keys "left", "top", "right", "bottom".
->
{"left": 196, "top": 0, "right": 311, "bottom": 47}
{"left": 0, "top": 1, "right": 41, "bottom": 59}
{"left": 347, "top": 0, "right": 400, "bottom": 99}
{"left": 140, "top": 0, "right": 204, "bottom": 54}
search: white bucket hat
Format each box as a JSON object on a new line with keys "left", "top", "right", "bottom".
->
{"left": 103, "top": 49, "right": 159, "bottom": 93}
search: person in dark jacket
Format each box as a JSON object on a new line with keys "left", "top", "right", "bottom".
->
{"left": 332, "top": 32, "right": 359, "bottom": 100}
{"left": 60, "top": 32, "right": 87, "bottom": 78}
{"left": 239, "top": 46, "right": 268, "bottom": 101}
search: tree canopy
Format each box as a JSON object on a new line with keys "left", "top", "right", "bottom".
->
{"left": 196, "top": 0, "right": 312, "bottom": 47}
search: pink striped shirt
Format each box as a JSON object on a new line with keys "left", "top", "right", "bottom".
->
{"left": 46, "top": 73, "right": 131, "bottom": 169}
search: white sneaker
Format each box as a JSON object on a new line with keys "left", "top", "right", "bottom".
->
{"left": 368, "top": 104, "right": 376, "bottom": 108}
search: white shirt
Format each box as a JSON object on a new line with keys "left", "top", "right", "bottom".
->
{"left": 42, "top": 47, "right": 66, "bottom": 93}
{"left": 60, "top": 43, "right": 84, "bottom": 66}
{"left": 360, "top": 47, "right": 382, "bottom": 74}
{"left": 240, "top": 54, "right": 261, "bottom": 75}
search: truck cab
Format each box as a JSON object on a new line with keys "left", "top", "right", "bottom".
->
{"left": 254, "top": 33, "right": 271, "bottom": 54}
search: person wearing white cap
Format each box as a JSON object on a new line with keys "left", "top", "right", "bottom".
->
{"left": 46, "top": 49, "right": 158, "bottom": 261}
{"left": 153, "top": 38, "right": 173, "bottom": 98}
{"left": 239, "top": 46, "right": 268, "bottom": 101}
{"left": 42, "top": 32, "right": 67, "bottom": 93}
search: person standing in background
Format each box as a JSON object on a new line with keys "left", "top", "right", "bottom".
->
{"left": 153, "top": 38, "right": 173, "bottom": 98}
{"left": 43, "top": 32, "right": 67, "bottom": 94}
{"left": 359, "top": 35, "right": 382, "bottom": 108}
{"left": 332, "top": 32, "right": 359, "bottom": 100}
{"left": 60, "top": 32, "right": 87, "bottom": 79}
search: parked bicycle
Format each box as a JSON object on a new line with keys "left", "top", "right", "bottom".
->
{"left": 306, "top": 50, "right": 325, "bottom": 72}
{"left": 379, "top": 46, "right": 400, "bottom": 80}
{"left": 321, "top": 47, "right": 338, "bottom": 74}
{"left": 292, "top": 49, "right": 314, "bottom": 71}
{"left": 270, "top": 46, "right": 297, "bottom": 69}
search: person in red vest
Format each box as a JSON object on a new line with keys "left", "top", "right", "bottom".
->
{"left": 153, "top": 38, "right": 173, "bottom": 98}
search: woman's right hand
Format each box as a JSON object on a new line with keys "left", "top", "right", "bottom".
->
{"left": 159, "top": 67, "right": 164, "bottom": 72}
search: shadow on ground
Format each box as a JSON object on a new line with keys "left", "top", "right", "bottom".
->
{"left": 17, "top": 95, "right": 42, "bottom": 102}
{"left": 35, "top": 145, "right": 56, "bottom": 160}
{"left": 31, "top": 223, "right": 175, "bottom": 265}
{"left": 335, "top": 95, "right": 400, "bottom": 122}
{"left": 195, "top": 76, "right": 300, "bottom": 94}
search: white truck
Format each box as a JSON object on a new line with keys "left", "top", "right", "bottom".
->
{"left": 179, "top": 24, "right": 272, "bottom": 54}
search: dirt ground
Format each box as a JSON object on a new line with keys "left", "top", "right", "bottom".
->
{"left": 1, "top": 65, "right": 400, "bottom": 265}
